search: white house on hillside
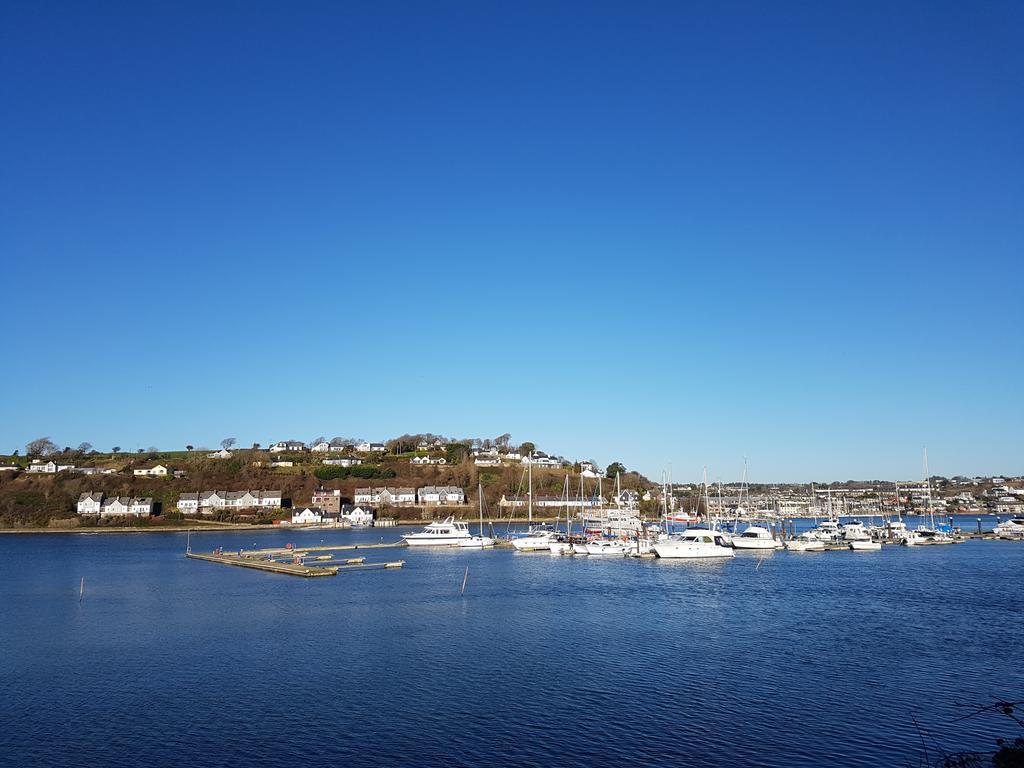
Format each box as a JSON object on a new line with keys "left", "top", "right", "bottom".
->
{"left": 310, "top": 442, "right": 331, "bottom": 453}
{"left": 356, "top": 442, "right": 386, "bottom": 452}
{"left": 207, "top": 449, "right": 233, "bottom": 459}
{"left": 354, "top": 487, "right": 416, "bottom": 505}
{"left": 323, "top": 457, "right": 362, "bottom": 467}
{"left": 133, "top": 464, "right": 169, "bottom": 477}
{"left": 77, "top": 492, "right": 103, "bottom": 515}
{"left": 269, "top": 440, "right": 306, "bottom": 452}
{"left": 417, "top": 486, "right": 465, "bottom": 505}
{"left": 178, "top": 493, "right": 200, "bottom": 514}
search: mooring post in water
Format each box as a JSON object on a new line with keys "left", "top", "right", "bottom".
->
{"left": 79, "top": 577, "right": 85, "bottom": 604}
{"left": 977, "top": 518, "right": 982, "bottom": 534}
{"left": 461, "top": 566, "right": 469, "bottom": 595}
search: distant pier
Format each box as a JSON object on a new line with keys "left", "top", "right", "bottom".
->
{"left": 187, "top": 543, "right": 406, "bottom": 577}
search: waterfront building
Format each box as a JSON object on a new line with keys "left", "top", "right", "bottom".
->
{"left": 417, "top": 486, "right": 465, "bottom": 505}
{"left": 354, "top": 487, "right": 416, "bottom": 505}
{"left": 311, "top": 487, "right": 342, "bottom": 513}
{"left": 342, "top": 505, "right": 374, "bottom": 525}
{"left": 291, "top": 507, "right": 324, "bottom": 525}
{"left": 130, "top": 497, "right": 154, "bottom": 516}
{"left": 177, "top": 492, "right": 200, "bottom": 514}
{"left": 77, "top": 492, "right": 103, "bottom": 515}
{"left": 190, "top": 490, "right": 283, "bottom": 514}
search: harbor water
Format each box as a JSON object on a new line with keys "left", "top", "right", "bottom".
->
{"left": 2, "top": 522, "right": 1022, "bottom": 767}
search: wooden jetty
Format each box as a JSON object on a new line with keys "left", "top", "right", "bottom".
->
{"left": 239, "top": 541, "right": 407, "bottom": 558}
{"left": 187, "top": 550, "right": 406, "bottom": 577}
{"left": 187, "top": 551, "right": 339, "bottom": 577}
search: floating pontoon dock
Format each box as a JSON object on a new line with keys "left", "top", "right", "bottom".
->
{"left": 187, "top": 548, "right": 406, "bottom": 577}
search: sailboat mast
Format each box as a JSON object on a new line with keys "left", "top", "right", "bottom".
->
{"left": 479, "top": 482, "right": 484, "bottom": 536}
{"left": 702, "top": 466, "right": 710, "bottom": 523}
{"left": 924, "top": 447, "right": 934, "bottom": 528}
{"left": 528, "top": 452, "right": 533, "bottom": 524}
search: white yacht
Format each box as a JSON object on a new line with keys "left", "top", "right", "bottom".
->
{"left": 653, "top": 529, "right": 735, "bottom": 559}
{"left": 902, "top": 526, "right": 955, "bottom": 546}
{"left": 584, "top": 539, "right": 630, "bottom": 556}
{"left": 840, "top": 520, "right": 871, "bottom": 542}
{"left": 732, "top": 525, "right": 782, "bottom": 550}
{"left": 994, "top": 518, "right": 1024, "bottom": 538}
{"left": 511, "top": 526, "right": 558, "bottom": 552}
{"left": 402, "top": 517, "right": 472, "bottom": 547}
{"left": 784, "top": 533, "right": 826, "bottom": 552}
{"left": 849, "top": 539, "right": 882, "bottom": 551}
{"left": 804, "top": 519, "right": 842, "bottom": 543}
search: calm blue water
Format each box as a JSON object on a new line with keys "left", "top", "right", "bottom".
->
{"left": 2, "top": 523, "right": 1021, "bottom": 767}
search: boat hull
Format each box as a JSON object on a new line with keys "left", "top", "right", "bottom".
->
{"left": 653, "top": 543, "right": 735, "bottom": 559}
{"left": 403, "top": 536, "right": 473, "bottom": 547}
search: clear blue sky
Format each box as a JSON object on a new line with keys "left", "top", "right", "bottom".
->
{"left": 1, "top": 1, "right": 1021, "bottom": 483}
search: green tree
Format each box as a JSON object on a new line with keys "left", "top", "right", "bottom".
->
{"left": 606, "top": 462, "right": 626, "bottom": 477}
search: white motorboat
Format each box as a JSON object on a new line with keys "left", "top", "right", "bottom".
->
{"left": 511, "top": 526, "right": 558, "bottom": 552}
{"left": 902, "top": 527, "right": 955, "bottom": 546}
{"left": 849, "top": 539, "right": 882, "bottom": 551}
{"left": 402, "top": 517, "right": 473, "bottom": 546}
{"left": 584, "top": 540, "right": 630, "bottom": 556}
{"left": 458, "top": 535, "right": 496, "bottom": 548}
{"left": 732, "top": 525, "right": 783, "bottom": 550}
{"left": 804, "top": 519, "right": 842, "bottom": 543}
{"left": 784, "top": 534, "right": 826, "bottom": 552}
{"left": 548, "top": 538, "right": 575, "bottom": 555}
{"left": 840, "top": 520, "right": 871, "bottom": 542}
{"left": 994, "top": 518, "right": 1024, "bottom": 538}
{"left": 571, "top": 541, "right": 590, "bottom": 555}
{"left": 653, "top": 529, "right": 735, "bottom": 559}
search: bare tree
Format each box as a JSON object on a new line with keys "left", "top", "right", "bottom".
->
{"left": 77, "top": 442, "right": 93, "bottom": 454}
{"left": 221, "top": 437, "right": 237, "bottom": 450}
{"left": 26, "top": 437, "right": 58, "bottom": 457}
